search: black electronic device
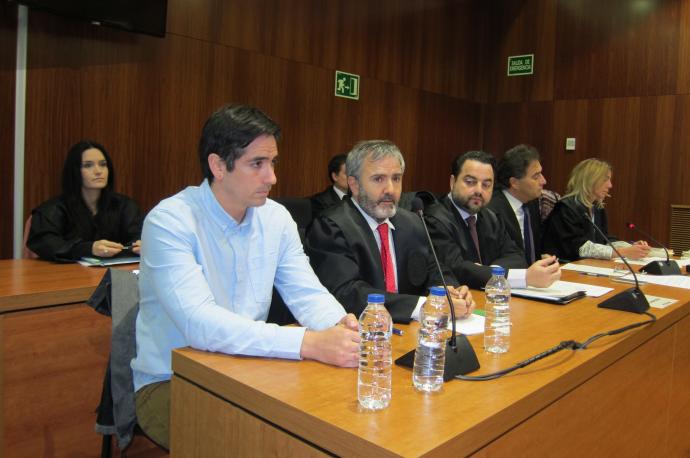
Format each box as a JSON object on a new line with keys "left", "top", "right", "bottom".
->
{"left": 586, "top": 215, "right": 649, "bottom": 313}
{"left": 11, "top": 0, "right": 168, "bottom": 37}
{"left": 394, "top": 198, "right": 479, "bottom": 380}
{"left": 626, "top": 222, "right": 681, "bottom": 275}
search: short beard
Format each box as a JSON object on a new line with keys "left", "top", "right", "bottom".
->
{"left": 451, "top": 192, "right": 483, "bottom": 215}
{"left": 357, "top": 191, "right": 397, "bottom": 222}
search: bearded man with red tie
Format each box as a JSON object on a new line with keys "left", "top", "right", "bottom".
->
{"left": 305, "top": 140, "right": 474, "bottom": 324}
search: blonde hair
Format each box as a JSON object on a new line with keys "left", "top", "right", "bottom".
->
{"left": 564, "top": 158, "right": 611, "bottom": 209}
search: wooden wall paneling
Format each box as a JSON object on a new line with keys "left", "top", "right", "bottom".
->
{"left": 555, "top": 0, "right": 681, "bottom": 100}
{"left": 669, "top": 94, "right": 690, "bottom": 240}
{"left": 24, "top": 11, "right": 86, "bottom": 216}
{"left": 550, "top": 99, "right": 595, "bottom": 196}
{"left": 269, "top": 60, "right": 335, "bottom": 198}
{"left": 169, "top": 0, "right": 483, "bottom": 102}
{"left": 675, "top": 0, "right": 690, "bottom": 94}
{"left": 78, "top": 29, "right": 164, "bottom": 207}
{"left": 634, "top": 95, "right": 676, "bottom": 245}
{"left": 594, "top": 97, "right": 642, "bottom": 241}
{"left": 488, "top": 0, "right": 556, "bottom": 103}
{"left": 481, "top": 101, "right": 554, "bottom": 163}
{"left": 0, "top": 3, "right": 17, "bottom": 259}
{"left": 413, "top": 94, "right": 481, "bottom": 194}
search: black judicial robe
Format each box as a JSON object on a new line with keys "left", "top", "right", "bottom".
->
{"left": 309, "top": 186, "right": 342, "bottom": 220}
{"left": 424, "top": 195, "right": 526, "bottom": 289}
{"left": 486, "top": 190, "right": 543, "bottom": 265}
{"left": 28, "top": 193, "right": 143, "bottom": 262}
{"left": 305, "top": 198, "right": 456, "bottom": 323}
{"left": 542, "top": 195, "right": 612, "bottom": 262}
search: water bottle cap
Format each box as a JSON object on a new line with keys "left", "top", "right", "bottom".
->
{"left": 367, "top": 293, "right": 385, "bottom": 303}
{"left": 429, "top": 286, "right": 446, "bottom": 296}
{"left": 491, "top": 266, "right": 506, "bottom": 276}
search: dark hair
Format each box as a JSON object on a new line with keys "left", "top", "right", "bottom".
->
{"left": 496, "top": 144, "right": 540, "bottom": 190}
{"left": 327, "top": 154, "right": 347, "bottom": 182}
{"left": 198, "top": 104, "right": 281, "bottom": 182}
{"left": 62, "top": 140, "right": 115, "bottom": 198}
{"left": 61, "top": 140, "right": 117, "bottom": 232}
{"left": 451, "top": 150, "right": 495, "bottom": 176}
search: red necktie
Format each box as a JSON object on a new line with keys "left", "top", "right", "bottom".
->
{"left": 377, "top": 223, "right": 396, "bottom": 292}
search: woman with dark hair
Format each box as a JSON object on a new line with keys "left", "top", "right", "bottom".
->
{"left": 27, "top": 140, "right": 143, "bottom": 262}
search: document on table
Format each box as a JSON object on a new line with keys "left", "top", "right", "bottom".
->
{"left": 78, "top": 256, "right": 140, "bottom": 267}
{"left": 617, "top": 273, "right": 690, "bottom": 290}
{"left": 643, "top": 295, "right": 677, "bottom": 309}
{"left": 449, "top": 312, "right": 485, "bottom": 335}
{"left": 511, "top": 280, "right": 613, "bottom": 299}
{"left": 562, "top": 263, "right": 615, "bottom": 276}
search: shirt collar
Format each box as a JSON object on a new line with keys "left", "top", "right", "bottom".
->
{"left": 333, "top": 185, "right": 347, "bottom": 200}
{"left": 502, "top": 189, "right": 524, "bottom": 213}
{"left": 201, "top": 179, "right": 254, "bottom": 233}
{"left": 351, "top": 197, "right": 395, "bottom": 232}
{"left": 448, "top": 192, "right": 474, "bottom": 223}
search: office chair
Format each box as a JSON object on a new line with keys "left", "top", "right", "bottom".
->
{"left": 88, "top": 268, "right": 166, "bottom": 457}
{"left": 22, "top": 215, "right": 39, "bottom": 259}
{"left": 266, "top": 197, "right": 314, "bottom": 326}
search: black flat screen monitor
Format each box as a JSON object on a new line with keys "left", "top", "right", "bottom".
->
{"left": 11, "top": 0, "right": 168, "bottom": 37}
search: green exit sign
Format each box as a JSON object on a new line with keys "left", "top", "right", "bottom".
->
{"left": 507, "top": 54, "right": 534, "bottom": 76}
{"left": 335, "top": 70, "right": 359, "bottom": 100}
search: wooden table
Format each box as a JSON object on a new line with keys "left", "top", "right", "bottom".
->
{"left": 170, "top": 266, "right": 690, "bottom": 457}
{"left": 0, "top": 259, "right": 133, "bottom": 457}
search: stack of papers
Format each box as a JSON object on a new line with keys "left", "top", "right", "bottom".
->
{"left": 511, "top": 280, "right": 613, "bottom": 303}
{"left": 78, "top": 256, "right": 140, "bottom": 267}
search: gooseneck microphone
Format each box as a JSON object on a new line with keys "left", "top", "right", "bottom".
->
{"left": 585, "top": 214, "right": 649, "bottom": 313}
{"left": 626, "top": 222, "right": 681, "bottom": 275}
{"left": 394, "top": 198, "right": 480, "bottom": 379}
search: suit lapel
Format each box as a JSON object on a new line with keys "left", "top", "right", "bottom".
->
{"left": 494, "top": 191, "right": 524, "bottom": 251}
{"left": 442, "top": 196, "right": 475, "bottom": 260}
{"left": 342, "top": 199, "right": 386, "bottom": 288}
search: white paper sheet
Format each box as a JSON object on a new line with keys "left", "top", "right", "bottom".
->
{"left": 449, "top": 313, "right": 485, "bottom": 335}
{"left": 511, "top": 280, "right": 613, "bottom": 299}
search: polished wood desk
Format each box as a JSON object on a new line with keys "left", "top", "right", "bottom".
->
{"left": 171, "top": 266, "right": 690, "bottom": 457}
{"left": 0, "top": 259, "right": 133, "bottom": 457}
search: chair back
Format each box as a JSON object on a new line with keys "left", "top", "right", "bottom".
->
{"left": 23, "top": 215, "right": 39, "bottom": 259}
{"left": 273, "top": 197, "right": 313, "bottom": 241}
{"left": 88, "top": 268, "right": 140, "bottom": 453}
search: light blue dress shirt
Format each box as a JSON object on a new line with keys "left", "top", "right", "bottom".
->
{"left": 131, "top": 180, "right": 346, "bottom": 391}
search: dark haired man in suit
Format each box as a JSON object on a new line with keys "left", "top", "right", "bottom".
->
{"left": 425, "top": 150, "right": 560, "bottom": 290}
{"left": 306, "top": 140, "right": 474, "bottom": 323}
{"left": 310, "top": 154, "right": 349, "bottom": 219}
{"left": 488, "top": 144, "right": 545, "bottom": 266}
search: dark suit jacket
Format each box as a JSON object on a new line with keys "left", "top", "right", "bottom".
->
{"left": 424, "top": 196, "right": 526, "bottom": 289}
{"left": 487, "top": 190, "right": 542, "bottom": 264}
{"left": 305, "top": 199, "right": 457, "bottom": 323}
{"left": 310, "top": 186, "right": 342, "bottom": 220}
{"left": 542, "top": 195, "right": 612, "bottom": 262}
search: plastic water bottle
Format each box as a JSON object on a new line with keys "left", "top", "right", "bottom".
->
{"left": 358, "top": 293, "right": 393, "bottom": 410}
{"left": 484, "top": 266, "right": 511, "bottom": 354}
{"left": 413, "top": 286, "right": 450, "bottom": 392}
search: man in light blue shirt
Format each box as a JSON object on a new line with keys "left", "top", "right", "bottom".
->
{"left": 131, "top": 105, "right": 359, "bottom": 449}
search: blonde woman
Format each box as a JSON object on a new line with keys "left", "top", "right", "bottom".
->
{"left": 542, "top": 158, "right": 649, "bottom": 261}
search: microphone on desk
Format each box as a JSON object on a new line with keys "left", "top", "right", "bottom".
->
{"left": 394, "top": 198, "right": 480, "bottom": 380}
{"left": 585, "top": 214, "right": 649, "bottom": 313}
{"left": 626, "top": 222, "right": 681, "bottom": 275}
